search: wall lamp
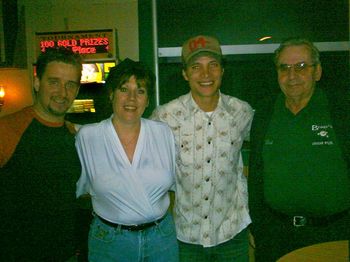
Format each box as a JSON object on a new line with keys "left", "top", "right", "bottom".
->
{"left": 0, "top": 85, "right": 5, "bottom": 111}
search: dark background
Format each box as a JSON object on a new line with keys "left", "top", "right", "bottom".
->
{"left": 139, "top": 0, "right": 349, "bottom": 118}
{"left": 64, "top": 0, "right": 349, "bottom": 123}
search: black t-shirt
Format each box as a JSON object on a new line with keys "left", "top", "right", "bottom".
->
{"left": 0, "top": 114, "right": 81, "bottom": 261}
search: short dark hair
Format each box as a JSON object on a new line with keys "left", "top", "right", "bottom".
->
{"left": 36, "top": 47, "right": 83, "bottom": 79}
{"left": 106, "top": 58, "right": 155, "bottom": 97}
{"left": 274, "top": 37, "right": 321, "bottom": 66}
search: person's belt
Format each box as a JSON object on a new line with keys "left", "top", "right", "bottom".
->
{"left": 96, "top": 214, "right": 166, "bottom": 231}
{"left": 268, "top": 207, "right": 349, "bottom": 227}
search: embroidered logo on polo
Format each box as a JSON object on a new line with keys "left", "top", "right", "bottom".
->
{"left": 264, "top": 139, "right": 273, "bottom": 145}
{"left": 311, "top": 124, "right": 334, "bottom": 145}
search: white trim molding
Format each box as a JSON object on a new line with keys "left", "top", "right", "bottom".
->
{"left": 158, "top": 41, "right": 350, "bottom": 57}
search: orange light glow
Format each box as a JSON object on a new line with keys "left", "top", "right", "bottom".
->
{"left": 0, "top": 86, "right": 5, "bottom": 99}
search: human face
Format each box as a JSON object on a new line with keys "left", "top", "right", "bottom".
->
{"left": 183, "top": 55, "right": 224, "bottom": 101}
{"left": 34, "top": 61, "right": 81, "bottom": 122}
{"left": 277, "top": 45, "right": 322, "bottom": 102}
{"left": 111, "top": 75, "right": 149, "bottom": 126}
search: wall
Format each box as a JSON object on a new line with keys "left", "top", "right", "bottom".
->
{"left": 0, "top": 0, "right": 18, "bottom": 67}
{"left": 139, "top": 0, "right": 349, "bottom": 116}
{"left": 21, "top": 0, "right": 139, "bottom": 68}
{"left": 0, "top": 68, "right": 32, "bottom": 117}
{"left": 155, "top": 0, "right": 348, "bottom": 47}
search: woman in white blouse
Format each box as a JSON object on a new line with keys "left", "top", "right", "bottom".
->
{"left": 75, "top": 59, "right": 178, "bottom": 262}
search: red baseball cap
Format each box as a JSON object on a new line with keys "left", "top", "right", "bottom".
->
{"left": 181, "top": 35, "right": 222, "bottom": 64}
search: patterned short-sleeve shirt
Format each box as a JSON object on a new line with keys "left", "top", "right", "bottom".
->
{"left": 151, "top": 92, "right": 254, "bottom": 247}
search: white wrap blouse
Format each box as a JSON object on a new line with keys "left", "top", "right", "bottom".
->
{"left": 76, "top": 117, "right": 176, "bottom": 225}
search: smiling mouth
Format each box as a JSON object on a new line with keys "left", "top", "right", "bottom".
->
{"left": 124, "top": 105, "right": 137, "bottom": 111}
{"left": 52, "top": 98, "right": 67, "bottom": 105}
{"left": 199, "top": 81, "right": 214, "bottom": 86}
{"left": 288, "top": 84, "right": 302, "bottom": 88}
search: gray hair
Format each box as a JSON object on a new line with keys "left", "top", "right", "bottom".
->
{"left": 274, "top": 38, "right": 321, "bottom": 66}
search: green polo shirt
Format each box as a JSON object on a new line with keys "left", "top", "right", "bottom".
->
{"left": 263, "top": 88, "right": 350, "bottom": 216}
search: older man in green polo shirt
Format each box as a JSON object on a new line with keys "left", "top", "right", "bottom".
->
{"left": 248, "top": 37, "right": 350, "bottom": 262}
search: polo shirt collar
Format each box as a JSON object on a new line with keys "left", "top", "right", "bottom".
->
{"left": 279, "top": 87, "right": 325, "bottom": 116}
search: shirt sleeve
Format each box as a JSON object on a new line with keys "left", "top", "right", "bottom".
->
{"left": 168, "top": 126, "right": 177, "bottom": 192}
{"left": 0, "top": 108, "right": 33, "bottom": 167}
{"left": 75, "top": 132, "right": 90, "bottom": 198}
{"left": 149, "top": 106, "right": 162, "bottom": 121}
{"left": 243, "top": 105, "right": 254, "bottom": 142}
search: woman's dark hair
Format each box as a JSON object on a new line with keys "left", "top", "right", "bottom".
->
{"left": 106, "top": 58, "right": 155, "bottom": 97}
{"left": 36, "top": 47, "right": 82, "bottom": 79}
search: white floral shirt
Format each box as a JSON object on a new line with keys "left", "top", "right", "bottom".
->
{"left": 151, "top": 92, "right": 254, "bottom": 247}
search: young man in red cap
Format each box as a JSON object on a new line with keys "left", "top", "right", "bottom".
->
{"left": 151, "top": 35, "right": 253, "bottom": 261}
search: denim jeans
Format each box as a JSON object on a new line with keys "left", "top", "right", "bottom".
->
{"left": 88, "top": 212, "right": 179, "bottom": 262}
{"left": 178, "top": 228, "right": 249, "bottom": 262}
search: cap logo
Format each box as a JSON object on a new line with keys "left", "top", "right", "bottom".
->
{"left": 188, "top": 37, "right": 208, "bottom": 52}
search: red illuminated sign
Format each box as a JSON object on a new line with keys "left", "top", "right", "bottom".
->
{"left": 36, "top": 29, "right": 117, "bottom": 61}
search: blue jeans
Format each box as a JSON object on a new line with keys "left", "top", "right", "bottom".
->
{"left": 88, "top": 212, "right": 179, "bottom": 262}
{"left": 178, "top": 228, "right": 249, "bottom": 262}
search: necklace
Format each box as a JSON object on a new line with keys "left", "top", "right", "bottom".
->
{"left": 120, "top": 132, "right": 138, "bottom": 148}
{"left": 113, "top": 120, "right": 140, "bottom": 150}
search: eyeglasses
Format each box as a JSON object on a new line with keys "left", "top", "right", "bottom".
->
{"left": 277, "top": 62, "right": 315, "bottom": 73}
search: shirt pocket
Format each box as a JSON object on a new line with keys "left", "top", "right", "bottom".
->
{"left": 178, "top": 128, "right": 194, "bottom": 167}
{"left": 217, "top": 129, "right": 243, "bottom": 169}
